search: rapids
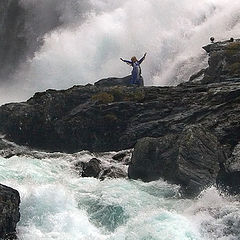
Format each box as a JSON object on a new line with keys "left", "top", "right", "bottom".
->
{"left": 0, "top": 151, "right": 239, "bottom": 240}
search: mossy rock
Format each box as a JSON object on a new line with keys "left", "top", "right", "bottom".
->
{"left": 92, "top": 92, "right": 114, "bottom": 104}
{"left": 110, "top": 87, "right": 125, "bottom": 101}
{"left": 228, "top": 62, "right": 240, "bottom": 74}
{"left": 227, "top": 42, "right": 240, "bottom": 51}
{"left": 225, "top": 42, "right": 240, "bottom": 56}
{"left": 124, "top": 89, "right": 145, "bottom": 102}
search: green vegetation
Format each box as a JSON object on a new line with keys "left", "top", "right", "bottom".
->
{"left": 228, "top": 62, "right": 240, "bottom": 74}
{"left": 227, "top": 42, "right": 240, "bottom": 51}
{"left": 92, "top": 87, "right": 145, "bottom": 104}
{"left": 110, "top": 87, "right": 125, "bottom": 101}
{"left": 226, "top": 42, "right": 240, "bottom": 56}
{"left": 123, "top": 89, "right": 145, "bottom": 101}
{"left": 92, "top": 92, "right": 114, "bottom": 104}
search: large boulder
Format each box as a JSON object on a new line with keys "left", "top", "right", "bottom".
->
{"left": 0, "top": 184, "right": 20, "bottom": 239}
{"left": 82, "top": 158, "right": 102, "bottom": 178}
{"left": 128, "top": 125, "right": 226, "bottom": 196}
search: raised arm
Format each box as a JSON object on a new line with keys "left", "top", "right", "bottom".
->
{"left": 138, "top": 53, "right": 147, "bottom": 64}
{"left": 120, "top": 58, "right": 132, "bottom": 66}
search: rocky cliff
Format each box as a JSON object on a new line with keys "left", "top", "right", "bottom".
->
{"left": 0, "top": 77, "right": 239, "bottom": 154}
{"left": 0, "top": 40, "right": 240, "bottom": 196}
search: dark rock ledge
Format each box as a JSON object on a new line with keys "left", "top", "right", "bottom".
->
{"left": 1, "top": 40, "right": 240, "bottom": 196}
{"left": 0, "top": 184, "right": 20, "bottom": 239}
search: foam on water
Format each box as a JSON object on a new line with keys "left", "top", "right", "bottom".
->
{"left": 0, "top": 152, "right": 240, "bottom": 240}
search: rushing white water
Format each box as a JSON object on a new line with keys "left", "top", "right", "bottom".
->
{"left": 1, "top": 0, "right": 240, "bottom": 104}
{"left": 0, "top": 151, "right": 240, "bottom": 240}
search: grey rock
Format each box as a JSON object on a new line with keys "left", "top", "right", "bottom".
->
{"left": 0, "top": 184, "right": 20, "bottom": 239}
{"left": 128, "top": 125, "right": 226, "bottom": 196}
{"left": 95, "top": 75, "right": 144, "bottom": 87}
{"left": 216, "top": 143, "right": 240, "bottom": 194}
{"left": 82, "top": 158, "right": 101, "bottom": 178}
{"left": 94, "top": 76, "right": 132, "bottom": 87}
{"left": 1, "top": 79, "right": 240, "bottom": 155}
{"left": 202, "top": 39, "right": 240, "bottom": 83}
{"left": 99, "top": 166, "right": 127, "bottom": 180}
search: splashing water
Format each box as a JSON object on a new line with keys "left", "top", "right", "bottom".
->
{"left": 0, "top": 151, "right": 240, "bottom": 240}
{"left": 1, "top": 0, "right": 240, "bottom": 104}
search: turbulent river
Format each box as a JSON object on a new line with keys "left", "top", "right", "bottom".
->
{"left": 1, "top": 1, "right": 240, "bottom": 239}
{"left": 0, "top": 151, "right": 240, "bottom": 240}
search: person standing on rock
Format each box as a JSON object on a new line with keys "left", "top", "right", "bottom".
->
{"left": 120, "top": 53, "right": 147, "bottom": 86}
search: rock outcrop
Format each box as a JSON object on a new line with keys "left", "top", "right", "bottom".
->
{"left": 0, "top": 184, "right": 20, "bottom": 239}
{"left": 217, "top": 143, "right": 240, "bottom": 194}
{"left": 128, "top": 125, "right": 226, "bottom": 196}
{"left": 94, "top": 76, "right": 132, "bottom": 87}
{"left": 1, "top": 79, "right": 240, "bottom": 155}
{"left": 202, "top": 39, "right": 240, "bottom": 83}
{"left": 0, "top": 39, "right": 240, "bottom": 196}
{"left": 75, "top": 157, "right": 127, "bottom": 180}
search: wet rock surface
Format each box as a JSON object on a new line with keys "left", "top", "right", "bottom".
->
{"left": 202, "top": 39, "right": 240, "bottom": 83}
{"left": 1, "top": 40, "right": 240, "bottom": 196}
{"left": 128, "top": 125, "right": 226, "bottom": 196}
{"left": 0, "top": 79, "right": 240, "bottom": 155}
{"left": 76, "top": 157, "right": 128, "bottom": 180}
{"left": 0, "top": 184, "right": 20, "bottom": 239}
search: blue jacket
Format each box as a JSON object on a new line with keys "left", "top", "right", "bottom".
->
{"left": 121, "top": 54, "right": 146, "bottom": 84}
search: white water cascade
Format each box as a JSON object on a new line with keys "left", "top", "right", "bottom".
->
{"left": 1, "top": 151, "right": 240, "bottom": 240}
{"left": 1, "top": 0, "right": 240, "bottom": 104}
{"left": 1, "top": 1, "right": 240, "bottom": 239}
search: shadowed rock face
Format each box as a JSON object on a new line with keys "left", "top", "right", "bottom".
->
{"left": 0, "top": 184, "right": 20, "bottom": 239}
{"left": 0, "top": 40, "right": 240, "bottom": 196}
{"left": 0, "top": 79, "right": 240, "bottom": 154}
{"left": 128, "top": 125, "right": 226, "bottom": 196}
{"left": 202, "top": 39, "right": 240, "bottom": 83}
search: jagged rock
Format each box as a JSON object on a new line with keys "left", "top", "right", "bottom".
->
{"left": 76, "top": 157, "right": 127, "bottom": 180}
{"left": 0, "top": 184, "right": 20, "bottom": 239}
{"left": 94, "top": 76, "right": 132, "bottom": 87}
{"left": 216, "top": 144, "right": 240, "bottom": 194}
{"left": 112, "top": 152, "right": 127, "bottom": 161}
{"left": 202, "top": 39, "right": 240, "bottom": 83}
{"left": 95, "top": 75, "right": 144, "bottom": 87}
{"left": 189, "top": 69, "right": 205, "bottom": 82}
{"left": 0, "top": 79, "right": 240, "bottom": 154}
{"left": 128, "top": 125, "right": 226, "bottom": 196}
{"left": 82, "top": 158, "right": 101, "bottom": 178}
{"left": 112, "top": 150, "right": 132, "bottom": 165}
{"left": 99, "top": 166, "right": 127, "bottom": 180}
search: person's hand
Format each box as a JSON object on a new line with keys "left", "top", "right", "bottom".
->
{"left": 120, "top": 58, "right": 123, "bottom": 61}
{"left": 144, "top": 52, "right": 147, "bottom": 57}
